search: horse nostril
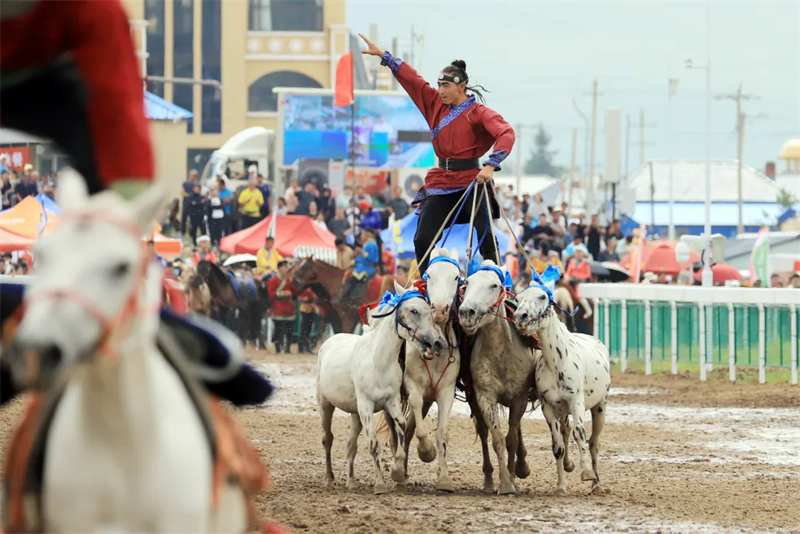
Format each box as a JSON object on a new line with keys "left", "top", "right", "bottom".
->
{"left": 433, "top": 340, "right": 444, "bottom": 352}
{"left": 519, "top": 312, "right": 529, "bottom": 322}
{"left": 443, "top": 304, "right": 450, "bottom": 315}
{"left": 40, "top": 344, "right": 63, "bottom": 368}
{"left": 468, "top": 309, "right": 476, "bottom": 317}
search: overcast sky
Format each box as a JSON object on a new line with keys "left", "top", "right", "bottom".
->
{"left": 346, "top": 1, "right": 800, "bottom": 176}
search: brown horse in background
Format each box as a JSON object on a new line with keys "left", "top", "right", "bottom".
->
{"left": 293, "top": 258, "right": 394, "bottom": 334}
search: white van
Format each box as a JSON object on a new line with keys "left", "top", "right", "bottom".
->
{"left": 200, "top": 127, "right": 276, "bottom": 192}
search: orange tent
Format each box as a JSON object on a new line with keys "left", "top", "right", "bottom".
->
{"left": 220, "top": 214, "right": 335, "bottom": 256}
{"left": 0, "top": 196, "right": 59, "bottom": 238}
{"left": 0, "top": 227, "right": 35, "bottom": 252}
{"left": 147, "top": 232, "right": 182, "bottom": 257}
{"left": 621, "top": 240, "right": 701, "bottom": 276}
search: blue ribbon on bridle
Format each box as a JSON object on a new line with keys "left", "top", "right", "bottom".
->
{"left": 422, "top": 255, "right": 462, "bottom": 281}
{"left": 372, "top": 288, "right": 430, "bottom": 339}
{"left": 471, "top": 264, "right": 514, "bottom": 290}
{"left": 529, "top": 264, "right": 579, "bottom": 317}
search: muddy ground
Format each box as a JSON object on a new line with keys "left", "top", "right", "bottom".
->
{"left": 1, "top": 350, "right": 798, "bottom": 533}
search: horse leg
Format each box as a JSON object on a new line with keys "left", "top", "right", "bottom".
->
{"left": 505, "top": 398, "right": 526, "bottom": 489}
{"left": 434, "top": 388, "right": 455, "bottom": 493}
{"left": 319, "top": 399, "right": 336, "bottom": 488}
{"left": 476, "top": 390, "right": 514, "bottom": 495}
{"left": 383, "top": 397, "right": 408, "bottom": 486}
{"left": 345, "top": 413, "right": 363, "bottom": 490}
{"left": 542, "top": 401, "right": 567, "bottom": 496}
{"left": 515, "top": 424, "right": 531, "bottom": 479}
{"left": 561, "top": 414, "right": 575, "bottom": 472}
{"left": 468, "top": 394, "right": 494, "bottom": 492}
{"left": 406, "top": 383, "right": 436, "bottom": 463}
{"left": 569, "top": 396, "right": 594, "bottom": 483}
{"left": 589, "top": 398, "right": 607, "bottom": 494}
{"left": 357, "top": 397, "right": 388, "bottom": 495}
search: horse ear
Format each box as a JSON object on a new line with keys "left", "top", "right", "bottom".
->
{"left": 430, "top": 246, "right": 441, "bottom": 259}
{"left": 55, "top": 168, "right": 89, "bottom": 210}
{"left": 481, "top": 259, "right": 495, "bottom": 267}
{"left": 394, "top": 280, "right": 406, "bottom": 296}
{"left": 130, "top": 183, "right": 169, "bottom": 233}
{"left": 450, "top": 247, "right": 459, "bottom": 261}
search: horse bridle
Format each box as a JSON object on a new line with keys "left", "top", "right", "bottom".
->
{"left": 7, "top": 212, "right": 152, "bottom": 359}
{"left": 371, "top": 291, "right": 430, "bottom": 344}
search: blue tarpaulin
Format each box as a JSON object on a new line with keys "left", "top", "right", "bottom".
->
{"left": 34, "top": 193, "right": 60, "bottom": 215}
{"left": 381, "top": 211, "right": 510, "bottom": 261}
{"left": 144, "top": 91, "right": 193, "bottom": 121}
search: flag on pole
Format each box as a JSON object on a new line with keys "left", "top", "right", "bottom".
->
{"left": 750, "top": 227, "right": 770, "bottom": 287}
{"left": 334, "top": 52, "right": 354, "bottom": 108}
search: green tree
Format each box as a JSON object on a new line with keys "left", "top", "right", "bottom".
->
{"left": 776, "top": 187, "right": 797, "bottom": 209}
{"left": 523, "top": 125, "right": 563, "bottom": 177}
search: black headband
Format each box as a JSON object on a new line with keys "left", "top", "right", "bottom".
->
{"left": 438, "top": 73, "right": 467, "bottom": 85}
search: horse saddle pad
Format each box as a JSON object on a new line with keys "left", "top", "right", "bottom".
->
{"left": 2, "top": 383, "right": 269, "bottom": 532}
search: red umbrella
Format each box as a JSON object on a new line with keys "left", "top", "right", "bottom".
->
{"left": 622, "top": 241, "right": 700, "bottom": 277}
{"left": 694, "top": 263, "right": 743, "bottom": 284}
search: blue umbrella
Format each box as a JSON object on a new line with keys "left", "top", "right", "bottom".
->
{"left": 381, "top": 211, "right": 510, "bottom": 262}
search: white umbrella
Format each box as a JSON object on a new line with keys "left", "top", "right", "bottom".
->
{"left": 223, "top": 253, "right": 258, "bottom": 267}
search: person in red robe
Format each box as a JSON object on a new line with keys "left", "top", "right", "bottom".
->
{"left": 359, "top": 34, "right": 515, "bottom": 272}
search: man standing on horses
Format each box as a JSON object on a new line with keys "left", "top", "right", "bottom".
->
{"left": 360, "top": 34, "right": 515, "bottom": 272}
{"left": 335, "top": 225, "right": 380, "bottom": 304}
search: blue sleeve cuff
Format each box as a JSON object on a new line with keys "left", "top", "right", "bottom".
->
{"left": 380, "top": 51, "right": 404, "bottom": 76}
{"left": 484, "top": 150, "right": 508, "bottom": 170}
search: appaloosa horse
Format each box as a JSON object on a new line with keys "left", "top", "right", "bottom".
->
{"left": 293, "top": 258, "right": 395, "bottom": 334}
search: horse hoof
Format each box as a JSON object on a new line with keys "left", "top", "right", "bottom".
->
{"left": 393, "top": 481, "right": 408, "bottom": 493}
{"left": 497, "top": 482, "right": 516, "bottom": 495}
{"left": 373, "top": 484, "right": 390, "bottom": 495}
{"left": 325, "top": 478, "right": 334, "bottom": 489}
{"left": 591, "top": 483, "right": 605, "bottom": 495}
{"left": 417, "top": 440, "right": 437, "bottom": 463}
{"left": 435, "top": 476, "right": 455, "bottom": 493}
{"left": 515, "top": 461, "right": 531, "bottom": 479}
{"left": 391, "top": 466, "right": 406, "bottom": 484}
{"left": 564, "top": 459, "right": 575, "bottom": 473}
{"left": 581, "top": 469, "right": 596, "bottom": 482}
{"left": 345, "top": 480, "right": 357, "bottom": 491}
{"left": 550, "top": 487, "right": 568, "bottom": 497}
{"left": 482, "top": 482, "right": 496, "bottom": 493}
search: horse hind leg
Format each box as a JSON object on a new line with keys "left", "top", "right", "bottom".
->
{"left": 319, "top": 399, "right": 336, "bottom": 488}
{"left": 477, "top": 392, "right": 515, "bottom": 495}
{"left": 505, "top": 398, "right": 526, "bottom": 488}
{"left": 515, "top": 423, "right": 531, "bottom": 479}
{"left": 589, "top": 398, "right": 607, "bottom": 494}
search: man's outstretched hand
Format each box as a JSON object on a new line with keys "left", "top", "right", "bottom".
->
{"left": 359, "top": 33, "right": 384, "bottom": 57}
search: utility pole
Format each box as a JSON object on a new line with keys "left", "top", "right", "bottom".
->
{"left": 569, "top": 128, "right": 577, "bottom": 220}
{"left": 716, "top": 84, "right": 760, "bottom": 236}
{"left": 584, "top": 79, "right": 602, "bottom": 216}
{"left": 391, "top": 36, "right": 398, "bottom": 91}
{"left": 630, "top": 111, "right": 657, "bottom": 167}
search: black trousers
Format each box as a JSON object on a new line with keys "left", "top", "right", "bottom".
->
{"left": 240, "top": 215, "right": 261, "bottom": 231}
{"left": 272, "top": 320, "right": 293, "bottom": 353}
{"left": 299, "top": 312, "right": 316, "bottom": 352}
{"left": 208, "top": 218, "right": 224, "bottom": 245}
{"left": 414, "top": 186, "right": 500, "bottom": 272}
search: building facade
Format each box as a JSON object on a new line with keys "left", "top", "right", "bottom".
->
{"left": 122, "top": 0, "right": 352, "bottom": 173}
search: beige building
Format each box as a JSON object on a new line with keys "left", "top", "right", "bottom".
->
{"left": 122, "top": 0, "right": 354, "bottom": 173}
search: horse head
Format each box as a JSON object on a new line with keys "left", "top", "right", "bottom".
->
{"left": 7, "top": 169, "right": 168, "bottom": 390}
{"left": 513, "top": 286, "right": 555, "bottom": 336}
{"left": 458, "top": 260, "right": 511, "bottom": 335}
{"left": 382, "top": 280, "right": 446, "bottom": 356}
{"left": 424, "top": 247, "right": 461, "bottom": 324}
{"left": 293, "top": 257, "right": 342, "bottom": 300}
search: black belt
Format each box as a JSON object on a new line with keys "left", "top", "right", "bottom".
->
{"left": 438, "top": 158, "right": 481, "bottom": 172}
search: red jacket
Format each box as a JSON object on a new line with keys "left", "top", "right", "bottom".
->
{"left": 392, "top": 59, "right": 515, "bottom": 191}
{"left": 267, "top": 274, "right": 296, "bottom": 319}
{"left": 193, "top": 250, "right": 218, "bottom": 265}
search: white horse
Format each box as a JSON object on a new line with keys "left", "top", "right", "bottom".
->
{"left": 400, "top": 247, "right": 461, "bottom": 492}
{"left": 316, "top": 281, "right": 446, "bottom": 494}
{"left": 513, "top": 269, "right": 610, "bottom": 495}
{"left": 4, "top": 171, "right": 250, "bottom": 532}
{"left": 458, "top": 261, "right": 538, "bottom": 495}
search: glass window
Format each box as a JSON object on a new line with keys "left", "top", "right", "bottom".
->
{"left": 249, "top": 0, "right": 323, "bottom": 32}
{"left": 248, "top": 71, "right": 322, "bottom": 112}
{"left": 202, "top": 0, "right": 222, "bottom": 133}
{"left": 173, "top": 0, "right": 194, "bottom": 133}
{"left": 144, "top": 0, "right": 165, "bottom": 97}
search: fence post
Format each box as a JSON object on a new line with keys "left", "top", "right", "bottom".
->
{"left": 757, "top": 303, "right": 766, "bottom": 384}
{"left": 604, "top": 298, "right": 611, "bottom": 354}
{"left": 593, "top": 299, "right": 601, "bottom": 340}
{"left": 698, "top": 302, "right": 707, "bottom": 382}
{"left": 791, "top": 304, "right": 798, "bottom": 386}
{"left": 670, "top": 300, "right": 678, "bottom": 375}
{"left": 621, "top": 299, "right": 627, "bottom": 373}
{"left": 644, "top": 300, "right": 652, "bottom": 375}
{"left": 727, "top": 303, "right": 735, "bottom": 382}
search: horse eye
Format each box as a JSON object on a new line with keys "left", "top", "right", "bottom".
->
{"left": 410, "top": 309, "right": 419, "bottom": 315}
{"left": 539, "top": 295, "right": 547, "bottom": 301}
{"left": 490, "top": 284, "right": 498, "bottom": 289}
{"left": 454, "top": 276, "right": 459, "bottom": 281}
{"left": 112, "top": 262, "right": 131, "bottom": 277}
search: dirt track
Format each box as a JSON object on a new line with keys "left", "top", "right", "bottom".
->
{"left": 2, "top": 351, "right": 798, "bottom": 533}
